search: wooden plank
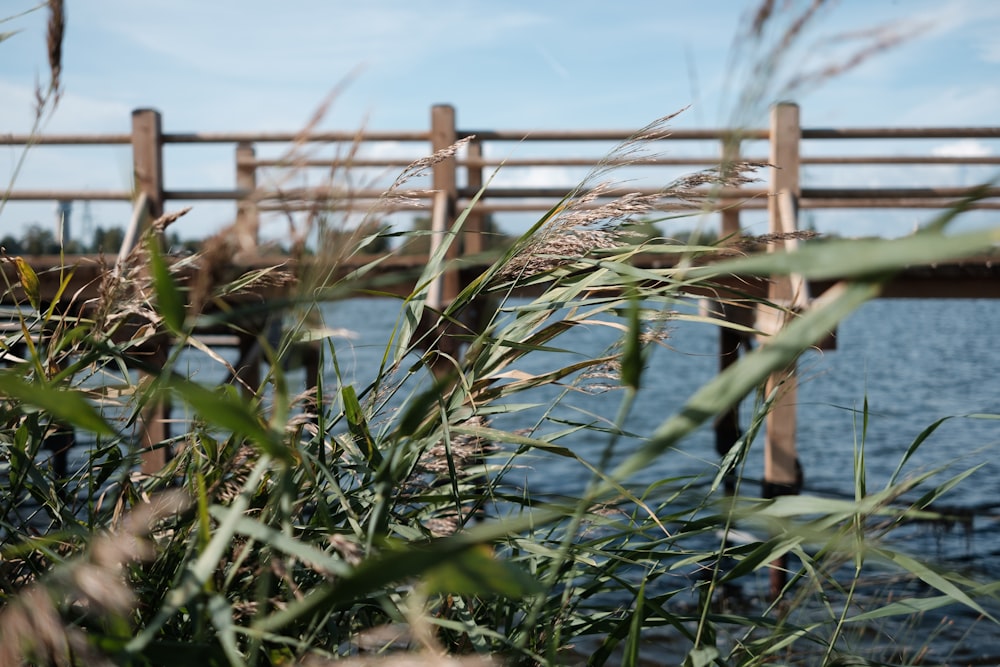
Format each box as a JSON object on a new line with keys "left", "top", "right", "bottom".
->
{"left": 763, "top": 102, "right": 802, "bottom": 599}
{"left": 131, "top": 109, "right": 165, "bottom": 220}
{"left": 431, "top": 104, "right": 460, "bottom": 304}
{"left": 235, "top": 142, "right": 259, "bottom": 254}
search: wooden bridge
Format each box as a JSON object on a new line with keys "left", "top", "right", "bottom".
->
{"left": 3, "top": 103, "right": 999, "bottom": 581}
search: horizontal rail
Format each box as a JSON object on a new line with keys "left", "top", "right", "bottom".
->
{"left": 5, "top": 127, "right": 998, "bottom": 147}
{"left": 247, "top": 158, "right": 431, "bottom": 168}
{"left": 455, "top": 186, "right": 770, "bottom": 199}
{"left": 162, "top": 130, "right": 430, "bottom": 144}
{"left": 801, "top": 186, "right": 1000, "bottom": 199}
{"left": 0, "top": 133, "right": 132, "bottom": 145}
{"left": 801, "top": 156, "right": 1000, "bottom": 165}
{"left": 7, "top": 186, "right": 998, "bottom": 206}
{"left": 802, "top": 127, "right": 1000, "bottom": 139}
{"left": 3, "top": 189, "right": 133, "bottom": 201}
{"left": 799, "top": 199, "right": 1000, "bottom": 209}
{"left": 242, "top": 155, "right": 1000, "bottom": 169}
{"left": 459, "top": 128, "right": 772, "bottom": 141}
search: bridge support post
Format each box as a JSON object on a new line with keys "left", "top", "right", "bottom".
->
{"left": 139, "top": 346, "right": 171, "bottom": 475}
{"left": 464, "top": 137, "right": 486, "bottom": 255}
{"left": 431, "top": 104, "right": 461, "bottom": 305}
{"left": 761, "top": 101, "right": 803, "bottom": 600}
{"left": 235, "top": 142, "right": 260, "bottom": 255}
{"left": 426, "top": 104, "right": 463, "bottom": 371}
{"left": 715, "top": 135, "right": 749, "bottom": 495}
{"left": 131, "top": 109, "right": 165, "bottom": 223}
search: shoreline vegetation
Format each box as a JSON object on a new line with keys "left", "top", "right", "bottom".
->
{"left": 2, "top": 1, "right": 1000, "bottom": 665}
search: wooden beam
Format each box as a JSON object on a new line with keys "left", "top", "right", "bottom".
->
{"left": 431, "top": 104, "right": 460, "bottom": 304}
{"left": 762, "top": 101, "right": 802, "bottom": 600}
{"left": 235, "top": 142, "right": 259, "bottom": 254}
{"left": 131, "top": 109, "right": 165, "bottom": 221}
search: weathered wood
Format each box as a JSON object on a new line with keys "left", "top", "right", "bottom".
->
{"left": 715, "top": 138, "right": 745, "bottom": 494}
{"left": 235, "top": 142, "right": 259, "bottom": 254}
{"left": 431, "top": 104, "right": 460, "bottom": 305}
{"left": 762, "top": 101, "right": 802, "bottom": 601}
{"left": 139, "top": 346, "right": 171, "bottom": 475}
{"left": 464, "top": 138, "right": 486, "bottom": 255}
{"left": 131, "top": 109, "right": 165, "bottom": 221}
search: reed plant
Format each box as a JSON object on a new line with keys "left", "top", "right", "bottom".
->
{"left": 2, "top": 2, "right": 1000, "bottom": 666}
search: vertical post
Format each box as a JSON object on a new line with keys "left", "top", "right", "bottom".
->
{"left": 464, "top": 138, "right": 486, "bottom": 255}
{"left": 762, "top": 102, "right": 802, "bottom": 599}
{"left": 430, "top": 104, "right": 460, "bottom": 303}
{"left": 132, "top": 109, "right": 170, "bottom": 473}
{"left": 714, "top": 136, "right": 745, "bottom": 495}
{"left": 139, "top": 345, "right": 171, "bottom": 475}
{"left": 235, "top": 142, "right": 259, "bottom": 255}
{"left": 131, "top": 109, "right": 165, "bottom": 221}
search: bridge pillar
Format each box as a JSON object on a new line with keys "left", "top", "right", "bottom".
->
{"left": 235, "top": 142, "right": 260, "bottom": 255}
{"left": 426, "top": 105, "right": 464, "bottom": 371}
{"left": 431, "top": 104, "right": 461, "bottom": 305}
{"left": 715, "top": 135, "right": 750, "bottom": 494}
{"left": 131, "top": 109, "right": 165, "bottom": 222}
{"left": 761, "top": 101, "right": 803, "bottom": 599}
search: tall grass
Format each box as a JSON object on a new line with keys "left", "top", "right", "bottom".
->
{"left": 2, "top": 2, "right": 1000, "bottom": 666}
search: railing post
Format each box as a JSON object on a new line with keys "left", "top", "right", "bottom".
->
{"left": 132, "top": 108, "right": 171, "bottom": 473}
{"left": 431, "top": 104, "right": 460, "bottom": 303}
{"left": 464, "top": 137, "right": 486, "bottom": 255}
{"left": 762, "top": 101, "right": 802, "bottom": 599}
{"left": 131, "top": 109, "right": 164, "bottom": 221}
{"left": 715, "top": 135, "right": 747, "bottom": 494}
{"left": 235, "top": 142, "right": 259, "bottom": 255}
{"left": 139, "top": 346, "right": 171, "bottom": 475}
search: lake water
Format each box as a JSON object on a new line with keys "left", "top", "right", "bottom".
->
{"left": 36, "top": 293, "right": 1000, "bottom": 660}
{"left": 328, "top": 296, "right": 1000, "bottom": 524}
{"left": 319, "top": 295, "right": 1000, "bottom": 660}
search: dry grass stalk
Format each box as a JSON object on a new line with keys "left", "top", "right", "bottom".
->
{"left": 388, "top": 136, "right": 475, "bottom": 194}
{"left": 0, "top": 491, "right": 189, "bottom": 667}
{"left": 45, "top": 0, "right": 64, "bottom": 102}
{"left": 737, "top": 229, "right": 820, "bottom": 249}
{"left": 300, "top": 652, "right": 495, "bottom": 667}
{"left": 496, "top": 159, "right": 765, "bottom": 281}
{"left": 414, "top": 415, "right": 497, "bottom": 478}
{"left": 731, "top": 0, "right": 918, "bottom": 123}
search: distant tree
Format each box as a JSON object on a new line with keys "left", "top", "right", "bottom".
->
{"left": 0, "top": 235, "right": 22, "bottom": 255}
{"left": 20, "top": 224, "right": 60, "bottom": 255}
{"left": 90, "top": 226, "right": 126, "bottom": 254}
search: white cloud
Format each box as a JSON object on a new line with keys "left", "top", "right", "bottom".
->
{"left": 92, "top": 1, "right": 547, "bottom": 85}
{"left": 931, "top": 139, "right": 992, "bottom": 158}
{"left": 0, "top": 81, "right": 132, "bottom": 133}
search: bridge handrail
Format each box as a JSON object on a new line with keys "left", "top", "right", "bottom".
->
{"left": 4, "top": 103, "right": 999, "bottom": 245}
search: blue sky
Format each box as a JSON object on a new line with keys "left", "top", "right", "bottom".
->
{"left": 2, "top": 0, "right": 999, "bottom": 241}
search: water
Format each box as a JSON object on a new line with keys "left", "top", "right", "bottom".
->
{"left": 325, "top": 296, "right": 1000, "bottom": 537}
{"left": 13, "top": 294, "right": 999, "bottom": 660}
{"left": 320, "top": 295, "right": 1000, "bottom": 660}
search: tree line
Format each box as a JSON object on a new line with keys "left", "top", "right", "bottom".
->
{"left": 0, "top": 223, "right": 200, "bottom": 256}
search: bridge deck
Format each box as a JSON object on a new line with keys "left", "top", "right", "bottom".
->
{"left": 3, "top": 252, "right": 998, "bottom": 310}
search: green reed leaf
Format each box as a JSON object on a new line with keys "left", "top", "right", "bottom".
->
{"left": 146, "top": 235, "right": 185, "bottom": 333}
{"left": 0, "top": 371, "right": 115, "bottom": 436}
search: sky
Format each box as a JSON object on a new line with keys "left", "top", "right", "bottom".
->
{"left": 1, "top": 0, "right": 999, "bottom": 242}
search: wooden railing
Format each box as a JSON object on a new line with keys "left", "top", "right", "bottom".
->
{"left": 4, "top": 104, "right": 999, "bottom": 583}
{"left": 4, "top": 103, "right": 999, "bottom": 248}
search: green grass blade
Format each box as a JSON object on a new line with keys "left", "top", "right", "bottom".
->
{"left": 147, "top": 235, "right": 186, "bottom": 334}
{"left": 0, "top": 371, "right": 115, "bottom": 436}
